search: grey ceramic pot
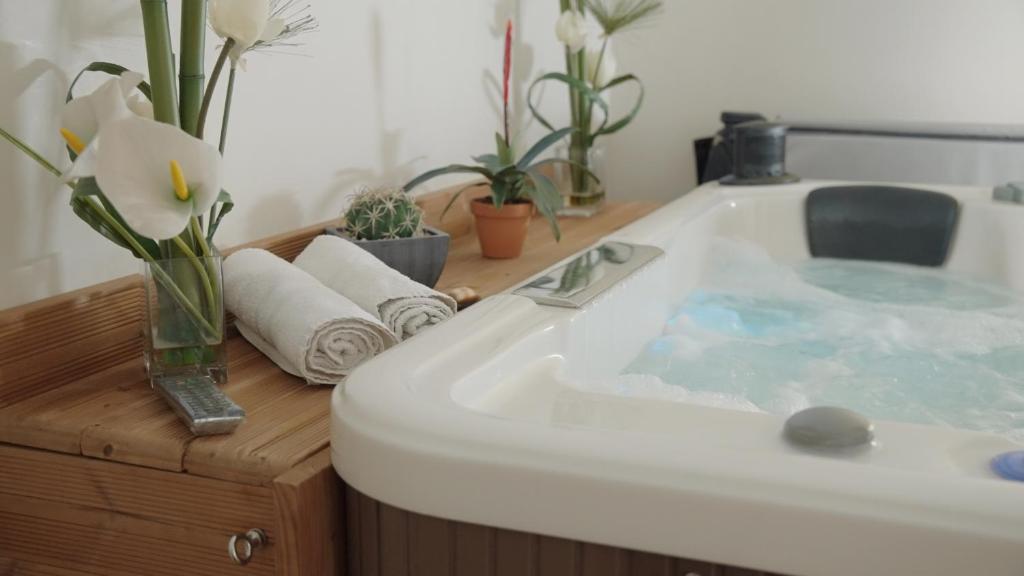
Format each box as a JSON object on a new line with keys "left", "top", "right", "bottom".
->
{"left": 325, "top": 226, "right": 450, "bottom": 288}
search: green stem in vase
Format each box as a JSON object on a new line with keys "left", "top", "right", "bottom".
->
{"left": 139, "top": 0, "right": 179, "bottom": 126}
{"left": 82, "top": 196, "right": 218, "bottom": 337}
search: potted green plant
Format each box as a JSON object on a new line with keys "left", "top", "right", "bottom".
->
{"left": 326, "top": 187, "right": 450, "bottom": 287}
{"left": 403, "top": 20, "right": 595, "bottom": 259}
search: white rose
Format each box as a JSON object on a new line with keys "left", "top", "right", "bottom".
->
{"left": 555, "top": 10, "right": 587, "bottom": 54}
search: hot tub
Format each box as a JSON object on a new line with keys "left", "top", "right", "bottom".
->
{"left": 331, "top": 180, "right": 1024, "bottom": 576}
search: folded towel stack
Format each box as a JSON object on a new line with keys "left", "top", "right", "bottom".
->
{"left": 294, "top": 235, "right": 457, "bottom": 340}
{"left": 224, "top": 249, "right": 397, "bottom": 385}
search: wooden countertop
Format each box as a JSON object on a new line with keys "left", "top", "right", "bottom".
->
{"left": 0, "top": 200, "right": 658, "bottom": 486}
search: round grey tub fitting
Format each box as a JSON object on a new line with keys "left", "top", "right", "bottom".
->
{"left": 784, "top": 406, "right": 874, "bottom": 450}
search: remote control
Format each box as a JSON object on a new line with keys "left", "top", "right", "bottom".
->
{"left": 153, "top": 375, "right": 246, "bottom": 436}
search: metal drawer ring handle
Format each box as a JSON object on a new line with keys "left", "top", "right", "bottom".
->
{"left": 228, "top": 528, "right": 267, "bottom": 565}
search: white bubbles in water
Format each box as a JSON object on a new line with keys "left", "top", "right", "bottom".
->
{"left": 618, "top": 239, "right": 1024, "bottom": 441}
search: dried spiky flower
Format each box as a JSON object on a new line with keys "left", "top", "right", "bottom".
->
{"left": 248, "top": 0, "right": 319, "bottom": 56}
{"left": 585, "top": 0, "right": 663, "bottom": 37}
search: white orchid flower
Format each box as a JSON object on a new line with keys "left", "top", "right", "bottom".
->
{"left": 72, "top": 116, "right": 223, "bottom": 240}
{"left": 60, "top": 71, "right": 147, "bottom": 153}
{"left": 555, "top": 10, "right": 588, "bottom": 53}
{"left": 210, "top": 0, "right": 285, "bottom": 64}
{"left": 585, "top": 46, "right": 616, "bottom": 88}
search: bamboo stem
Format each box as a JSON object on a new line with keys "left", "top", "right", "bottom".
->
{"left": 196, "top": 39, "right": 235, "bottom": 140}
{"left": 179, "top": 0, "right": 207, "bottom": 135}
{"left": 139, "top": 0, "right": 180, "bottom": 126}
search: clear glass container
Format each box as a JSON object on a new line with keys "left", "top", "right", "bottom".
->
{"left": 142, "top": 254, "right": 227, "bottom": 384}
{"left": 555, "top": 142, "right": 607, "bottom": 217}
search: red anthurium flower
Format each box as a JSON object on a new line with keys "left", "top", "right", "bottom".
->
{"left": 502, "top": 19, "right": 513, "bottom": 146}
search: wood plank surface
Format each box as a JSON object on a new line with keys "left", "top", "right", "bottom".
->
{"left": 271, "top": 449, "right": 344, "bottom": 576}
{"left": 0, "top": 444, "right": 277, "bottom": 576}
{"left": 0, "top": 198, "right": 656, "bottom": 486}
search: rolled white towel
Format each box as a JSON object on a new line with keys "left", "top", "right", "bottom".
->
{"left": 224, "top": 249, "right": 397, "bottom": 385}
{"left": 293, "top": 235, "right": 457, "bottom": 340}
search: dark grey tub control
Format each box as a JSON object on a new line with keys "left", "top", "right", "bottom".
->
{"left": 784, "top": 406, "right": 875, "bottom": 450}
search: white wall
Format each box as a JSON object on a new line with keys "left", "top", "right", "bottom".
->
{"left": 604, "top": 0, "right": 1024, "bottom": 203}
{"left": 4, "top": 0, "right": 1024, "bottom": 309}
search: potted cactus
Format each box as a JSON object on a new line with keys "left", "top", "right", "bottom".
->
{"left": 326, "top": 187, "right": 450, "bottom": 287}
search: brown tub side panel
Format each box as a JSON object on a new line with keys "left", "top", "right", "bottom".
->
{"left": 343, "top": 485, "right": 786, "bottom": 576}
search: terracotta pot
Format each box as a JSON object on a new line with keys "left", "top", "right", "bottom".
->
{"left": 470, "top": 198, "right": 533, "bottom": 259}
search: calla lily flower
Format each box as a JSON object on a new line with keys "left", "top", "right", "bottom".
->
{"left": 585, "top": 46, "right": 616, "bottom": 88}
{"left": 60, "top": 71, "right": 147, "bottom": 151}
{"left": 555, "top": 10, "right": 588, "bottom": 53}
{"left": 76, "top": 116, "right": 223, "bottom": 240}
{"left": 210, "top": 0, "right": 285, "bottom": 63}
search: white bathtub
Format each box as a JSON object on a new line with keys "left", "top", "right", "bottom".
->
{"left": 331, "top": 180, "right": 1024, "bottom": 576}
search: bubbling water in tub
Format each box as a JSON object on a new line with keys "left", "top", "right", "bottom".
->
{"left": 605, "top": 238, "right": 1024, "bottom": 441}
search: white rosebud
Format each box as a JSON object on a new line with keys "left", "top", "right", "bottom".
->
{"left": 555, "top": 10, "right": 587, "bottom": 54}
{"left": 585, "top": 46, "right": 616, "bottom": 88}
{"left": 209, "top": 0, "right": 282, "bottom": 62}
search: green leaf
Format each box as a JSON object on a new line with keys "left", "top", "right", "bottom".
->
{"left": 516, "top": 127, "right": 575, "bottom": 170}
{"left": 525, "top": 170, "right": 563, "bottom": 241}
{"left": 207, "top": 189, "right": 234, "bottom": 241}
{"left": 495, "top": 133, "right": 514, "bottom": 166}
{"left": 440, "top": 182, "right": 488, "bottom": 220}
{"left": 526, "top": 72, "right": 610, "bottom": 136}
{"left": 472, "top": 153, "right": 509, "bottom": 173}
{"left": 491, "top": 177, "right": 510, "bottom": 210}
{"left": 66, "top": 61, "right": 152, "bottom": 104}
{"left": 404, "top": 164, "right": 494, "bottom": 193}
{"left": 591, "top": 74, "right": 645, "bottom": 143}
{"left": 71, "top": 177, "right": 161, "bottom": 259}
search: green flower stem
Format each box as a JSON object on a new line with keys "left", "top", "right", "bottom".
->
{"left": 179, "top": 0, "right": 207, "bottom": 135}
{"left": 140, "top": 0, "right": 179, "bottom": 126}
{"left": 0, "top": 126, "right": 62, "bottom": 177}
{"left": 82, "top": 196, "right": 218, "bottom": 337}
{"left": 190, "top": 216, "right": 212, "bottom": 258}
{"left": 591, "top": 38, "right": 609, "bottom": 88}
{"left": 209, "top": 63, "right": 239, "bottom": 230}
{"left": 196, "top": 39, "right": 235, "bottom": 141}
{"left": 190, "top": 215, "right": 222, "bottom": 330}
{"left": 171, "top": 233, "right": 220, "bottom": 334}
{"left": 218, "top": 65, "right": 238, "bottom": 156}
{"left": 572, "top": 46, "right": 590, "bottom": 192}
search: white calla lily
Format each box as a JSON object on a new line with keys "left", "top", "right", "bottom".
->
{"left": 209, "top": 0, "right": 274, "bottom": 62}
{"left": 77, "top": 116, "right": 223, "bottom": 240}
{"left": 555, "top": 10, "right": 588, "bottom": 53}
{"left": 60, "top": 71, "right": 146, "bottom": 150}
{"left": 585, "top": 46, "right": 616, "bottom": 88}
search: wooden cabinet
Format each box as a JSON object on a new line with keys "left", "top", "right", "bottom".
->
{"left": 0, "top": 199, "right": 659, "bottom": 575}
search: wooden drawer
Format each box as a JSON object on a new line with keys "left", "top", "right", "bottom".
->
{"left": 0, "top": 444, "right": 277, "bottom": 575}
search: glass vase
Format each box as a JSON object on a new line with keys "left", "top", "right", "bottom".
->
{"left": 555, "top": 142, "right": 607, "bottom": 217}
{"left": 142, "top": 254, "right": 227, "bottom": 384}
